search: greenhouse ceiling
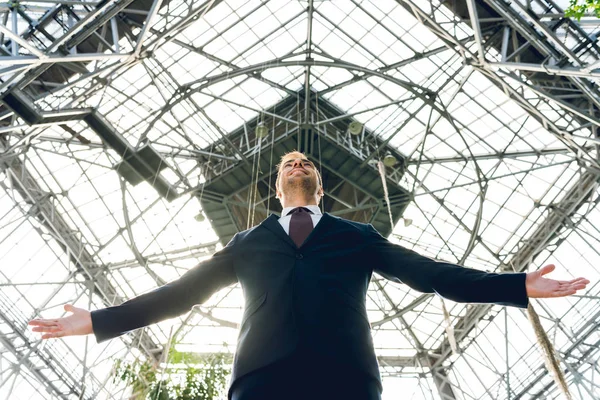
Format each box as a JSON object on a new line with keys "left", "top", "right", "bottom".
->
{"left": 0, "top": 0, "right": 599, "bottom": 399}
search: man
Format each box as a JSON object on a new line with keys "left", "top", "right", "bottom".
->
{"left": 29, "top": 151, "right": 589, "bottom": 400}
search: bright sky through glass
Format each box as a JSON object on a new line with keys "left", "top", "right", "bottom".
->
{"left": 1, "top": 0, "right": 598, "bottom": 399}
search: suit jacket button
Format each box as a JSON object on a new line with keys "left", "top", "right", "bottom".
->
{"left": 296, "top": 253, "right": 303, "bottom": 259}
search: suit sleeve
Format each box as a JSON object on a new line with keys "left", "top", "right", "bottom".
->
{"left": 90, "top": 234, "right": 239, "bottom": 343}
{"left": 365, "top": 224, "right": 528, "bottom": 308}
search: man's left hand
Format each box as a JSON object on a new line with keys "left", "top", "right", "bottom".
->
{"left": 526, "top": 264, "right": 589, "bottom": 298}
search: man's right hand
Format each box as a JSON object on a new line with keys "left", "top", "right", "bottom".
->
{"left": 28, "top": 304, "right": 93, "bottom": 339}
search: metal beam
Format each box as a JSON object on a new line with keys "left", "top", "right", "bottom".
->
{"left": 490, "top": 61, "right": 600, "bottom": 79}
{"left": 465, "top": 0, "right": 485, "bottom": 64}
{"left": 0, "top": 307, "right": 71, "bottom": 399}
{"left": 393, "top": 0, "right": 599, "bottom": 171}
{"left": 431, "top": 367, "right": 459, "bottom": 400}
{"left": 431, "top": 169, "right": 600, "bottom": 369}
{"left": 406, "top": 147, "right": 594, "bottom": 165}
{"left": 0, "top": 53, "right": 130, "bottom": 66}
{"left": 515, "top": 307, "right": 600, "bottom": 399}
{"left": 304, "top": 0, "right": 314, "bottom": 124}
{"left": 169, "top": 58, "right": 431, "bottom": 118}
{"left": 482, "top": 0, "right": 600, "bottom": 111}
{"left": 0, "top": 141, "right": 165, "bottom": 363}
{"left": 0, "top": 271, "right": 103, "bottom": 399}
{"left": 371, "top": 294, "right": 431, "bottom": 328}
{"left": 494, "top": 69, "right": 600, "bottom": 128}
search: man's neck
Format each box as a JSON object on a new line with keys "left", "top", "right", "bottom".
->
{"left": 280, "top": 191, "right": 319, "bottom": 208}
{"left": 282, "top": 200, "right": 318, "bottom": 208}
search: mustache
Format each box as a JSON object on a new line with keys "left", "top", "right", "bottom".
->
{"left": 288, "top": 168, "right": 307, "bottom": 174}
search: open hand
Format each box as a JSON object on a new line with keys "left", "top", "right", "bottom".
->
{"left": 28, "top": 304, "right": 93, "bottom": 339}
{"left": 526, "top": 264, "right": 589, "bottom": 298}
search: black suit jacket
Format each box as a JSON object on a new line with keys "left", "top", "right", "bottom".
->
{"left": 91, "top": 212, "right": 528, "bottom": 394}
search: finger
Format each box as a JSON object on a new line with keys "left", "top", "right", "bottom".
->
{"left": 551, "top": 289, "right": 577, "bottom": 298}
{"left": 556, "top": 278, "right": 584, "bottom": 285}
{"left": 555, "top": 283, "right": 588, "bottom": 293}
{"left": 558, "top": 280, "right": 589, "bottom": 288}
{"left": 28, "top": 319, "right": 59, "bottom": 327}
{"left": 32, "top": 326, "right": 61, "bottom": 333}
{"left": 557, "top": 277, "right": 589, "bottom": 285}
{"left": 569, "top": 283, "right": 588, "bottom": 290}
{"left": 41, "top": 331, "right": 64, "bottom": 340}
{"left": 540, "top": 264, "right": 555, "bottom": 276}
{"left": 568, "top": 278, "right": 590, "bottom": 285}
{"left": 561, "top": 280, "right": 588, "bottom": 288}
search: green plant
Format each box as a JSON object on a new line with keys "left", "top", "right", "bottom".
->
{"left": 565, "top": 0, "right": 600, "bottom": 20}
{"left": 112, "top": 342, "right": 230, "bottom": 400}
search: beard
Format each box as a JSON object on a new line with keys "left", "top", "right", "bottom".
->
{"left": 280, "top": 173, "right": 318, "bottom": 199}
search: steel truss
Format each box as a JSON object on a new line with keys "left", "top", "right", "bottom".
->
{"left": 0, "top": 0, "right": 599, "bottom": 399}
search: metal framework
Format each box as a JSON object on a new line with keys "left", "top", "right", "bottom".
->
{"left": 0, "top": 0, "right": 599, "bottom": 399}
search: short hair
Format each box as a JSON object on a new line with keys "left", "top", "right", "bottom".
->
{"left": 275, "top": 150, "right": 323, "bottom": 192}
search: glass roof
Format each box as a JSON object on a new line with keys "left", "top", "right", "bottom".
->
{"left": 1, "top": 0, "right": 599, "bottom": 399}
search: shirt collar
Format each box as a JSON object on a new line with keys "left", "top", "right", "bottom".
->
{"left": 281, "top": 205, "right": 322, "bottom": 218}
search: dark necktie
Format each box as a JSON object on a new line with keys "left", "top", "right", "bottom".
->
{"left": 289, "top": 207, "right": 313, "bottom": 248}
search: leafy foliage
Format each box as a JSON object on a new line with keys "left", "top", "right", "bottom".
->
{"left": 112, "top": 342, "right": 230, "bottom": 400}
{"left": 565, "top": 0, "right": 600, "bottom": 20}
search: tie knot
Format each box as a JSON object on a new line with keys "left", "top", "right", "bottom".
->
{"left": 290, "top": 207, "right": 311, "bottom": 215}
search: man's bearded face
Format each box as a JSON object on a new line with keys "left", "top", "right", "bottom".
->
{"left": 277, "top": 153, "right": 321, "bottom": 199}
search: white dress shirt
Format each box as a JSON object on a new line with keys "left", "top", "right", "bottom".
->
{"left": 278, "top": 205, "right": 322, "bottom": 235}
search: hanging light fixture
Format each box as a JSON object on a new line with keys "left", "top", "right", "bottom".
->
{"left": 347, "top": 121, "right": 363, "bottom": 135}
{"left": 255, "top": 122, "right": 268, "bottom": 138}
{"left": 383, "top": 152, "right": 397, "bottom": 167}
{"left": 194, "top": 211, "right": 205, "bottom": 222}
{"left": 403, "top": 217, "right": 412, "bottom": 227}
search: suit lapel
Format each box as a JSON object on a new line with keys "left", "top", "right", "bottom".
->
{"left": 259, "top": 212, "right": 335, "bottom": 249}
{"left": 302, "top": 212, "right": 333, "bottom": 248}
{"left": 260, "top": 214, "right": 297, "bottom": 249}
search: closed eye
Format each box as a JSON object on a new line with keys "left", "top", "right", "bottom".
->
{"left": 283, "top": 160, "right": 314, "bottom": 168}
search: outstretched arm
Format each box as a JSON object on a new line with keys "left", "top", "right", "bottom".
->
{"left": 364, "top": 225, "right": 588, "bottom": 307}
{"left": 29, "top": 235, "right": 239, "bottom": 342}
